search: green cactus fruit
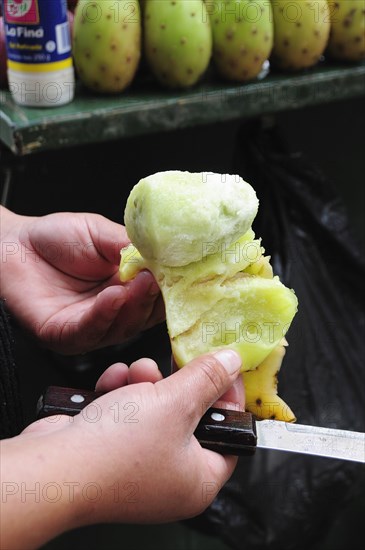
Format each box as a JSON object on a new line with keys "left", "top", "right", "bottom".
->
{"left": 144, "top": 0, "right": 212, "bottom": 88}
{"left": 327, "top": 0, "right": 365, "bottom": 61}
{"left": 271, "top": 0, "right": 331, "bottom": 70}
{"left": 73, "top": 0, "right": 141, "bottom": 93}
{"left": 207, "top": 0, "right": 274, "bottom": 81}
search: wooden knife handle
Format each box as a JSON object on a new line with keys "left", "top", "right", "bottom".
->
{"left": 36, "top": 386, "right": 105, "bottom": 418}
{"left": 36, "top": 386, "right": 257, "bottom": 456}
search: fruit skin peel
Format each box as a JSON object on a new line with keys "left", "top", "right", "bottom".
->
{"left": 120, "top": 171, "right": 298, "bottom": 421}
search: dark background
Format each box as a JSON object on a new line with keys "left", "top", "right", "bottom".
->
{"left": 1, "top": 95, "right": 364, "bottom": 549}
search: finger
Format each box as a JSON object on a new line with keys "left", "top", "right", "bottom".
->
{"left": 77, "top": 285, "right": 129, "bottom": 349}
{"left": 170, "top": 355, "right": 244, "bottom": 410}
{"left": 86, "top": 213, "right": 130, "bottom": 265}
{"left": 214, "top": 375, "right": 245, "bottom": 411}
{"left": 95, "top": 362, "right": 129, "bottom": 392}
{"left": 128, "top": 358, "right": 164, "bottom": 384}
{"left": 75, "top": 273, "right": 163, "bottom": 352}
{"left": 142, "top": 293, "right": 166, "bottom": 331}
{"left": 117, "top": 271, "right": 163, "bottom": 336}
{"left": 158, "top": 350, "right": 242, "bottom": 430}
{"left": 200, "top": 446, "right": 239, "bottom": 494}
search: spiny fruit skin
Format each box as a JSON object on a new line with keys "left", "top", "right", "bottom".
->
{"left": 208, "top": 0, "right": 274, "bottom": 82}
{"left": 144, "top": 0, "right": 212, "bottom": 88}
{"left": 271, "top": 0, "right": 331, "bottom": 70}
{"left": 73, "top": 0, "right": 141, "bottom": 93}
{"left": 327, "top": 0, "right": 365, "bottom": 61}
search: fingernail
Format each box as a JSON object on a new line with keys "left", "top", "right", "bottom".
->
{"left": 214, "top": 350, "right": 242, "bottom": 375}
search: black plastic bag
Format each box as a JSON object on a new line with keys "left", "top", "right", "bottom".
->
{"left": 188, "top": 122, "right": 365, "bottom": 550}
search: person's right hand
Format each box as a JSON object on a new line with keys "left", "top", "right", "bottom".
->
{"left": 2, "top": 350, "right": 244, "bottom": 550}
{"left": 71, "top": 349, "right": 245, "bottom": 525}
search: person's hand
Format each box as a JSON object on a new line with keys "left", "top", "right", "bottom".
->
{"left": 0, "top": 207, "right": 164, "bottom": 353}
{"left": 2, "top": 350, "right": 244, "bottom": 549}
{"left": 69, "top": 349, "right": 245, "bottom": 524}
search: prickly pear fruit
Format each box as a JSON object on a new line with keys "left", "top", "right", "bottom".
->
{"left": 207, "top": 0, "right": 274, "bottom": 81}
{"left": 271, "top": 0, "right": 331, "bottom": 70}
{"left": 119, "top": 171, "right": 298, "bottom": 420}
{"left": 144, "top": 0, "right": 212, "bottom": 88}
{"left": 73, "top": 0, "right": 141, "bottom": 93}
{"left": 327, "top": 0, "right": 365, "bottom": 61}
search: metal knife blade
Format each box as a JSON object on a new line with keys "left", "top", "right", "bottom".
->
{"left": 195, "top": 408, "right": 365, "bottom": 463}
{"left": 36, "top": 386, "right": 365, "bottom": 463}
{"left": 255, "top": 419, "right": 365, "bottom": 463}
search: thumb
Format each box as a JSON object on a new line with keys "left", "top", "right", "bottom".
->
{"left": 158, "top": 350, "right": 242, "bottom": 430}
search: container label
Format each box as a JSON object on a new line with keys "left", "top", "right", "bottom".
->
{"left": 4, "top": 0, "right": 39, "bottom": 24}
{"left": 3, "top": 0, "right": 72, "bottom": 69}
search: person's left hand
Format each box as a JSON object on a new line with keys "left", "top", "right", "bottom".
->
{"left": 1, "top": 209, "right": 164, "bottom": 353}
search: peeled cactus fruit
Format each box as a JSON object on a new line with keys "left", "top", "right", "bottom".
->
{"left": 327, "top": 0, "right": 365, "bottom": 61}
{"left": 124, "top": 171, "right": 258, "bottom": 266}
{"left": 73, "top": 0, "right": 141, "bottom": 93}
{"left": 120, "top": 171, "right": 298, "bottom": 421}
{"left": 271, "top": 0, "right": 331, "bottom": 70}
{"left": 208, "top": 0, "right": 274, "bottom": 81}
{"left": 143, "top": 0, "right": 212, "bottom": 88}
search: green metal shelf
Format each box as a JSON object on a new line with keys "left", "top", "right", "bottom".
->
{"left": 1, "top": 61, "right": 364, "bottom": 156}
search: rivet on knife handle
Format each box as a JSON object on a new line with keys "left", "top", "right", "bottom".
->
{"left": 36, "top": 386, "right": 257, "bottom": 457}
{"left": 36, "top": 386, "right": 105, "bottom": 418}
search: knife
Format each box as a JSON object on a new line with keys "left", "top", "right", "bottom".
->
{"left": 36, "top": 386, "right": 365, "bottom": 464}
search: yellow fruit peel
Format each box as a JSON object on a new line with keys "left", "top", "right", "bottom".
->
{"left": 243, "top": 343, "right": 296, "bottom": 422}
